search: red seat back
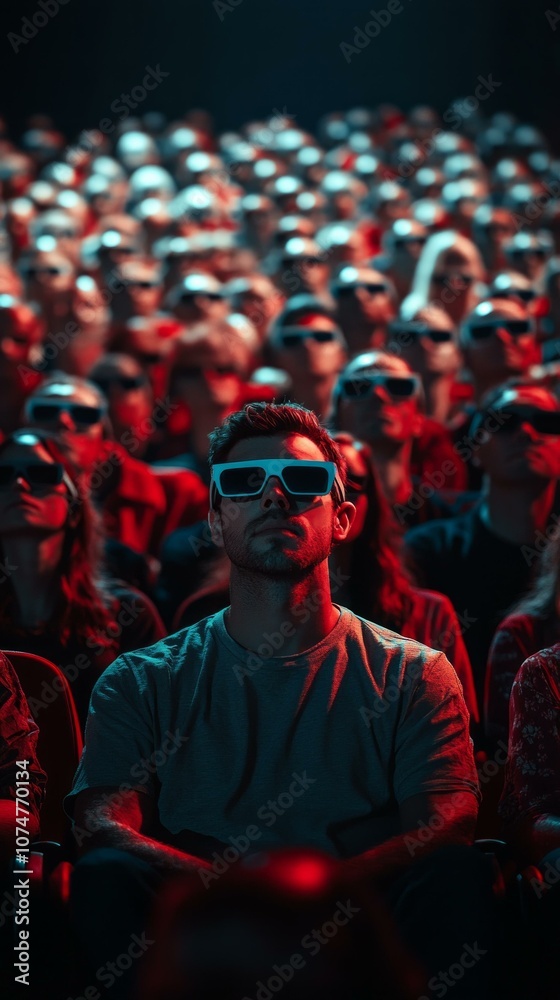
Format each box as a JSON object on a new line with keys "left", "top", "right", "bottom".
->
{"left": 4, "top": 651, "right": 83, "bottom": 843}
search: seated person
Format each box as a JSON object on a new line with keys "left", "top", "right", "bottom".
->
{"left": 405, "top": 381, "right": 560, "bottom": 704}
{"left": 0, "top": 429, "right": 165, "bottom": 725}
{"left": 404, "top": 230, "right": 485, "bottom": 329}
{"left": 387, "top": 304, "right": 463, "bottom": 426}
{"left": 485, "top": 532, "right": 560, "bottom": 753}
{"left": 499, "top": 643, "right": 560, "bottom": 997}
{"left": 331, "top": 265, "right": 396, "bottom": 356}
{"left": 330, "top": 433, "right": 479, "bottom": 729}
{"left": 162, "top": 322, "right": 271, "bottom": 479}
{"left": 459, "top": 297, "right": 541, "bottom": 405}
{"left": 264, "top": 313, "right": 347, "bottom": 421}
{"left": 67, "top": 402, "right": 493, "bottom": 1000}
{"left": 329, "top": 351, "right": 468, "bottom": 528}
{"left": 24, "top": 373, "right": 208, "bottom": 556}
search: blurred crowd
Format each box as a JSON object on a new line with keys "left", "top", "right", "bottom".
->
{"left": 1, "top": 103, "right": 560, "bottom": 741}
{"left": 2, "top": 100, "right": 560, "bottom": 996}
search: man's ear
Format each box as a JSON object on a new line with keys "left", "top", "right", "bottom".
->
{"left": 332, "top": 500, "right": 356, "bottom": 543}
{"left": 208, "top": 508, "right": 225, "bottom": 548}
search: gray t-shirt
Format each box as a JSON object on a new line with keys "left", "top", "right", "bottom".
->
{"left": 65, "top": 606, "right": 479, "bottom": 859}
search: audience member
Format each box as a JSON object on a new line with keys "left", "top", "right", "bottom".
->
{"left": 485, "top": 531, "right": 560, "bottom": 752}
{"left": 405, "top": 381, "right": 560, "bottom": 700}
{"left": 0, "top": 429, "right": 165, "bottom": 724}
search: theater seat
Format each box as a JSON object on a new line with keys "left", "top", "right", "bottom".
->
{"left": 4, "top": 651, "right": 83, "bottom": 845}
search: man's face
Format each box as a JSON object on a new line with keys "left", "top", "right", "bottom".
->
{"left": 0, "top": 441, "right": 72, "bottom": 538}
{"left": 25, "top": 383, "right": 106, "bottom": 475}
{"left": 478, "top": 386, "right": 560, "bottom": 484}
{"left": 173, "top": 343, "right": 243, "bottom": 411}
{"left": 335, "top": 271, "right": 395, "bottom": 349}
{"left": 397, "top": 310, "right": 461, "bottom": 379}
{"left": 112, "top": 261, "right": 163, "bottom": 321}
{"left": 463, "top": 300, "right": 539, "bottom": 384}
{"left": 336, "top": 359, "right": 423, "bottom": 447}
{"left": 270, "top": 316, "right": 347, "bottom": 383}
{"left": 91, "top": 359, "right": 154, "bottom": 456}
{"left": 210, "top": 433, "right": 351, "bottom": 578}
{"left": 21, "top": 250, "right": 75, "bottom": 302}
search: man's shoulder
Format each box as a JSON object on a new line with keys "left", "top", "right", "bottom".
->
{"left": 101, "top": 611, "right": 225, "bottom": 682}
{"left": 345, "top": 608, "right": 447, "bottom": 671}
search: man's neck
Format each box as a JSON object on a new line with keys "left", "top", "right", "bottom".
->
{"left": 481, "top": 480, "right": 557, "bottom": 546}
{"left": 226, "top": 561, "right": 340, "bottom": 656}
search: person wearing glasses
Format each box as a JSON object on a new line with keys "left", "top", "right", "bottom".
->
{"left": 0, "top": 429, "right": 165, "bottom": 726}
{"left": 67, "top": 402, "right": 492, "bottom": 1000}
{"left": 18, "top": 246, "right": 76, "bottom": 335}
{"left": 471, "top": 206, "right": 517, "bottom": 279}
{"left": 24, "top": 374, "right": 209, "bottom": 558}
{"left": 163, "top": 322, "right": 270, "bottom": 478}
{"left": 330, "top": 351, "right": 467, "bottom": 525}
{"left": 459, "top": 298, "right": 541, "bottom": 403}
{"left": 405, "top": 381, "right": 560, "bottom": 705}
{"left": 485, "top": 531, "right": 560, "bottom": 755}
{"left": 387, "top": 305, "right": 463, "bottom": 426}
{"left": 165, "top": 271, "right": 230, "bottom": 327}
{"left": 109, "top": 258, "right": 165, "bottom": 327}
{"left": 264, "top": 313, "right": 347, "bottom": 421}
{"left": 329, "top": 432, "right": 479, "bottom": 731}
{"left": 404, "top": 230, "right": 486, "bottom": 328}
{"left": 331, "top": 265, "right": 396, "bottom": 356}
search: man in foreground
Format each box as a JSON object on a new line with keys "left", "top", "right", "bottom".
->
{"left": 67, "top": 402, "right": 493, "bottom": 998}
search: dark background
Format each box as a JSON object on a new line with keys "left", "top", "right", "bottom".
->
{"left": 2, "top": 0, "right": 560, "bottom": 144}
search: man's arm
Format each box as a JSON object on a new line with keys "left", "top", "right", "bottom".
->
{"left": 341, "top": 790, "right": 478, "bottom": 886}
{"left": 73, "top": 787, "right": 212, "bottom": 875}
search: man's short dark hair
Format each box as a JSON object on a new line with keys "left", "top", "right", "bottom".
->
{"left": 208, "top": 402, "right": 346, "bottom": 504}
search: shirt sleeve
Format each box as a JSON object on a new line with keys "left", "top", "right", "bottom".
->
{"left": 0, "top": 652, "right": 47, "bottom": 830}
{"left": 499, "top": 652, "right": 560, "bottom": 827}
{"left": 64, "top": 652, "right": 159, "bottom": 817}
{"left": 393, "top": 651, "right": 480, "bottom": 806}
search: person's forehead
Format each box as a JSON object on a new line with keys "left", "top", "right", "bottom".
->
{"left": 225, "top": 433, "right": 327, "bottom": 463}
{"left": 496, "top": 386, "right": 559, "bottom": 411}
{"left": 34, "top": 383, "right": 102, "bottom": 407}
{"left": 484, "top": 298, "right": 528, "bottom": 320}
{"left": 350, "top": 355, "right": 410, "bottom": 376}
{"left": 412, "top": 307, "right": 453, "bottom": 330}
{"left": 292, "top": 313, "right": 338, "bottom": 331}
{"left": 94, "top": 355, "right": 142, "bottom": 379}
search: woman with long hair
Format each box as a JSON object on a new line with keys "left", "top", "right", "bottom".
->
{"left": 485, "top": 530, "right": 560, "bottom": 753}
{"left": 329, "top": 432, "right": 479, "bottom": 729}
{"left": 402, "top": 230, "right": 486, "bottom": 328}
{"left": 0, "top": 428, "right": 165, "bottom": 726}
